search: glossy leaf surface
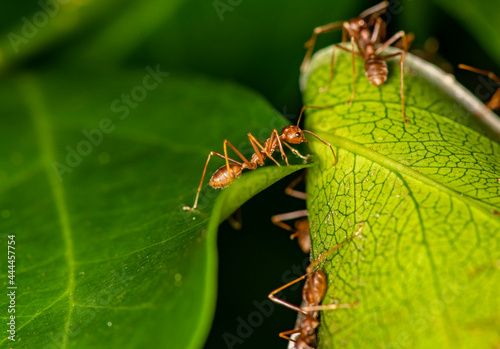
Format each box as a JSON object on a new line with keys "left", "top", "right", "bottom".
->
{"left": 0, "top": 71, "right": 308, "bottom": 349}
{"left": 302, "top": 47, "right": 500, "bottom": 348}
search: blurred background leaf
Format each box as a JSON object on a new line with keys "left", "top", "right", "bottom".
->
{"left": 0, "top": 71, "right": 308, "bottom": 349}
{"left": 0, "top": 0, "right": 131, "bottom": 71}
{"left": 432, "top": 0, "right": 500, "bottom": 65}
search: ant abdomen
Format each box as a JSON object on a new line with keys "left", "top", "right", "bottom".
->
{"left": 303, "top": 270, "right": 327, "bottom": 305}
{"left": 294, "top": 218, "right": 311, "bottom": 253}
{"left": 365, "top": 58, "right": 388, "bottom": 86}
{"left": 209, "top": 164, "right": 242, "bottom": 188}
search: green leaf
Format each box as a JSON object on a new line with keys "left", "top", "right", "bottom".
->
{"left": 61, "top": 0, "right": 185, "bottom": 69}
{"left": 301, "top": 47, "right": 500, "bottom": 348}
{"left": 138, "top": 0, "right": 366, "bottom": 108}
{"left": 0, "top": 1, "right": 126, "bottom": 72}
{"left": 0, "top": 0, "right": 184, "bottom": 73}
{"left": 0, "top": 71, "right": 308, "bottom": 348}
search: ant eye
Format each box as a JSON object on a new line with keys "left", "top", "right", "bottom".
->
{"left": 296, "top": 132, "right": 301, "bottom": 137}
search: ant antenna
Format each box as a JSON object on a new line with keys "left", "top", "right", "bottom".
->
{"left": 296, "top": 106, "right": 338, "bottom": 165}
{"left": 307, "top": 222, "right": 363, "bottom": 274}
{"left": 296, "top": 106, "right": 333, "bottom": 126}
{"left": 302, "top": 130, "right": 338, "bottom": 166}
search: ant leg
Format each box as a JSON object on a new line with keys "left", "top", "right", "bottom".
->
{"left": 271, "top": 209, "right": 308, "bottom": 233}
{"left": 296, "top": 105, "right": 334, "bottom": 125}
{"left": 307, "top": 222, "right": 364, "bottom": 272}
{"left": 295, "top": 106, "right": 339, "bottom": 165}
{"left": 271, "top": 210, "right": 310, "bottom": 253}
{"left": 226, "top": 207, "right": 242, "bottom": 230}
{"left": 374, "top": 30, "right": 407, "bottom": 55}
{"left": 347, "top": 35, "right": 357, "bottom": 104}
{"left": 301, "top": 130, "right": 338, "bottom": 166}
{"left": 269, "top": 273, "right": 311, "bottom": 316}
{"left": 223, "top": 139, "right": 256, "bottom": 177}
{"left": 186, "top": 131, "right": 285, "bottom": 211}
{"left": 285, "top": 170, "right": 307, "bottom": 200}
{"left": 342, "top": 24, "right": 347, "bottom": 43}
{"left": 270, "top": 129, "right": 290, "bottom": 166}
{"left": 279, "top": 329, "right": 301, "bottom": 342}
{"left": 458, "top": 64, "right": 500, "bottom": 84}
{"left": 322, "top": 22, "right": 362, "bottom": 100}
{"left": 274, "top": 173, "right": 309, "bottom": 251}
{"left": 371, "top": 17, "right": 383, "bottom": 43}
{"left": 377, "top": 20, "right": 387, "bottom": 43}
{"left": 301, "top": 21, "right": 344, "bottom": 72}
{"left": 246, "top": 133, "right": 269, "bottom": 166}
{"left": 283, "top": 142, "right": 308, "bottom": 160}
{"left": 378, "top": 51, "right": 408, "bottom": 123}
{"left": 394, "top": 32, "right": 414, "bottom": 51}
{"left": 343, "top": 21, "right": 365, "bottom": 57}
{"left": 302, "top": 301, "right": 359, "bottom": 312}
{"left": 486, "top": 88, "right": 500, "bottom": 111}
{"left": 183, "top": 151, "right": 243, "bottom": 211}
{"left": 359, "top": 0, "right": 389, "bottom": 19}
{"left": 250, "top": 128, "right": 301, "bottom": 167}
{"left": 319, "top": 24, "right": 360, "bottom": 94}
{"left": 269, "top": 224, "right": 363, "bottom": 314}
{"left": 319, "top": 45, "right": 337, "bottom": 93}
{"left": 247, "top": 132, "right": 283, "bottom": 166}
{"left": 378, "top": 34, "right": 408, "bottom": 123}
{"left": 458, "top": 64, "right": 500, "bottom": 111}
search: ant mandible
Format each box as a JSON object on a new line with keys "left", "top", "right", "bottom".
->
{"left": 183, "top": 106, "right": 337, "bottom": 211}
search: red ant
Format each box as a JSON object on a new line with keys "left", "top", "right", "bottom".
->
{"left": 271, "top": 171, "right": 310, "bottom": 253}
{"left": 459, "top": 64, "right": 500, "bottom": 112}
{"left": 268, "top": 223, "right": 363, "bottom": 348}
{"left": 301, "top": 1, "right": 409, "bottom": 123}
{"left": 183, "top": 106, "right": 337, "bottom": 211}
{"left": 301, "top": 1, "right": 389, "bottom": 72}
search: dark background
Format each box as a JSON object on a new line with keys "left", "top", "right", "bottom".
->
{"left": 2, "top": 0, "right": 498, "bottom": 348}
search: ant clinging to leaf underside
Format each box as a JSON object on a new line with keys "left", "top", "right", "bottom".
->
{"left": 268, "top": 223, "right": 364, "bottom": 348}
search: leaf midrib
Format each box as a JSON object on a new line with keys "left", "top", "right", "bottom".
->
{"left": 323, "top": 133, "right": 500, "bottom": 218}
{"left": 20, "top": 76, "right": 76, "bottom": 349}
{"left": 0, "top": 291, "right": 69, "bottom": 345}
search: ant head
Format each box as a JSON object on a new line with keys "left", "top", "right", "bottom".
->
{"left": 281, "top": 125, "right": 307, "bottom": 144}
